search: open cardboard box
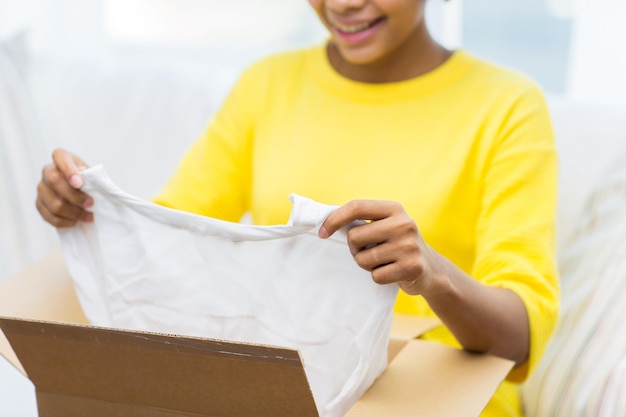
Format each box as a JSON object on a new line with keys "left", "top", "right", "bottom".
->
{"left": 0, "top": 251, "right": 513, "bottom": 417}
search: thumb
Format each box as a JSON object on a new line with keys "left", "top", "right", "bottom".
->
{"left": 52, "top": 148, "right": 89, "bottom": 189}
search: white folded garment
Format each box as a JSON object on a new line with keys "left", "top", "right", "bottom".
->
{"left": 58, "top": 165, "right": 399, "bottom": 417}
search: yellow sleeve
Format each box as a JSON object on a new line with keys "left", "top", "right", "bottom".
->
{"left": 152, "top": 61, "right": 268, "bottom": 221}
{"left": 473, "top": 84, "right": 559, "bottom": 383}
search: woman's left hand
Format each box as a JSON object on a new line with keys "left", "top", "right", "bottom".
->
{"left": 319, "top": 200, "right": 438, "bottom": 296}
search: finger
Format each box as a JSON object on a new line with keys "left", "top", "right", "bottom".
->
{"left": 51, "top": 148, "right": 88, "bottom": 189}
{"left": 347, "top": 217, "right": 397, "bottom": 252}
{"left": 370, "top": 261, "right": 424, "bottom": 289}
{"left": 319, "top": 200, "right": 400, "bottom": 238}
{"left": 348, "top": 215, "right": 419, "bottom": 256}
{"left": 38, "top": 179, "right": 91, "bottom": 223}
{"left": 42, "top": 164, "right": 93, "bottom": 209}
{"left": 353, "top": 242, "right": 397, "bottom": 271}
{"left": 36, "top": 194, "right": 82, "bottom": 228}
{"left": 371, "top": 262, "right": 405, "bottom": 285}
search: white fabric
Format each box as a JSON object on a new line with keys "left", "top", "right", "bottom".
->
{"left": 58, "top": 165, "right": 398, "bottom": 417}
{"left": 521, "top": 155, "right": 626, "bottom": 417}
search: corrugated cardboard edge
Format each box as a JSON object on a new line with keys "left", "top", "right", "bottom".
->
{"left": 0, "top": 317, "right": 319, "bottom": 417}
{"left": 347, "top": 340, "right": 514, "bottom": 417}
{"left": 0, "top": 250, "right": 87, "bottom": 375}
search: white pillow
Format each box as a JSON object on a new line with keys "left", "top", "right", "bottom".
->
{"left": 521, "top": 153, "right": 626, "bottom": 417}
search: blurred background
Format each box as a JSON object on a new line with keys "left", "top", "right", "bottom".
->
{"left": 2, "top": 0, "right": 626, "bottom": 282}
{"left": 1, "top": 0, "right": 626, "bottom": 415}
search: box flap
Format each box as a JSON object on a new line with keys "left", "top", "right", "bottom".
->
{"left": 388, "top": 313, "right": 441, "bottom": 363}
{"left": 0, "top": 250, "right": 86, "bottom": 374}
{"left": 347, "top": 339, "right": 514, "bottom": 417}
{"left": 0, "top": 317, "right": 319, "bottom": 417}
{"left": 391, "top": 314, "right": 440, "bottom": 339}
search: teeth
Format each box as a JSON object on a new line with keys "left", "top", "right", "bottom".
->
{"left": 335, "top": 21, "right": 373, "bottom": 34}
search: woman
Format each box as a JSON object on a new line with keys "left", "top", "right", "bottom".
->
{"left": 36, "top": 1, "right": 559, "bottom": 415}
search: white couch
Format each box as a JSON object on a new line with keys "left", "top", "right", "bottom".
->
{"left": 0, "top": 34, "right": 219, "bottom": 281}
{"left": 1, "top": 35, "right": 626, "bottom": 416}
{"left": 548, "top": 99, "right": 626, "bottom": 249}
{"left": 522, "top": 100, "right": 626, "bottom": 417}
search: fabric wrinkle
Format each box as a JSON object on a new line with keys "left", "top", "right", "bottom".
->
{"left": 59, "top": 165, "right": 399, "bottom": 417}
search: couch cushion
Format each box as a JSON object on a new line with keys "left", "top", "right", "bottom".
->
{"left": 548, "top": 99, "right": 626, "bottom": 249}
{"left": 521, "top": 152, "right": 626, "bottom": 416}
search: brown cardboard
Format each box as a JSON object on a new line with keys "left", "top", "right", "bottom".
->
{"left": 391, "top": 313, "right": 441, "bottom": 339}
{"left": 0, "top": 317, "right": 318, "bottom": 417}
{"left": 345, "top": 340, "right": 515, "bottom": 417}
{"left": 388, "top": 313, "right": 441, "bottom": 363}
{"left": 0, "top": 250, "right": 514, "bottom": 417}
{"left": 0, "top": 250, "right": 87, "bottom": 374}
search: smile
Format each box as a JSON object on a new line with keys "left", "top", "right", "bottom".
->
{"left": 332, "top": 17, "right": 385, "bottom": 35}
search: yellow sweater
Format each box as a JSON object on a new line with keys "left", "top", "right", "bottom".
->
{"left": 155, "top": 45, "right": 559, "bottom": 416}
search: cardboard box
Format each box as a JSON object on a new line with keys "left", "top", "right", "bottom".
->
{"left": 0, "top": 251, "right": 513, "bottom": 417}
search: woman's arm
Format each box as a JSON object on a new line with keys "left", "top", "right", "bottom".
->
{"left": 319, "top": 200, "right": 529, "bottom": 366}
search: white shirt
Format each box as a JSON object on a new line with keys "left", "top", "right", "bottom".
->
{"left": 59, "top": 165, "right": 399, "bottom": 417}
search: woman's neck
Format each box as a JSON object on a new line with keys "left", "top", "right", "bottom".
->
{"left": 327, "top": 23, "right": 452, "bottom": 84}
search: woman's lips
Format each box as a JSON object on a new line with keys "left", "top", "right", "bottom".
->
{"left": 330, "top": 17, "right": 385, "bottom": 45}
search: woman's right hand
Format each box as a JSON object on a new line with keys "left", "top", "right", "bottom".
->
{"left": 36, "top": 148, "right": 93, "bottom": 228}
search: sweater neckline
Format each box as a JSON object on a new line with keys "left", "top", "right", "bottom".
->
{"left": 310, "top": 43, "right": 476, "bottom": 103}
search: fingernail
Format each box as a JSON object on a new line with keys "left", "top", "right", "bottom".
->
{"left": 69, "top": 174, "right": 83, "bottom": 188}
{"left": 83, "top": 213, "right": 93, "bottom": 222}
{"left": 318, "top": 226, "right": 329, "bottom": 239}
{"left": 82, "top": 197, "right": 94, "bottom": 208}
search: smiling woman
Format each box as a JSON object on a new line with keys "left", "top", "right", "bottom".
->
{"left": 308, "top": 0, "right": 450, "bottom": 82}
{"left": 36, "top": 2, "right": 559, "bottom": 417}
